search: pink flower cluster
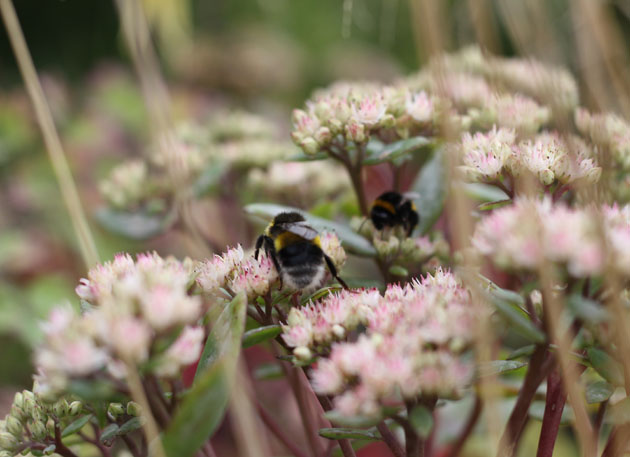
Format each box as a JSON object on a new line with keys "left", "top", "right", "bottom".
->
{"left": 459, "top": 129, "right": 601, "bottom": 186}
{"left": 35, "top": 253, "right": 205, "bottom": 397}
{"left": 284, "top": 269, "right": 476, "bottom": 417}
{"left": 575, "top": 108, "right": 630, "bottom": 171}
{"left": 472, "top": 198, "right": 630, "bottom": 277}
{"left": 291, "top": 81, "right": 442, "bottom": 155}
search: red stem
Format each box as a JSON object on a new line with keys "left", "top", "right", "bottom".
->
{"left": 497, "top": 345, "right": 553, "bottom": 457}
{"left": 535, "top": 369, "right": 567, "bottom": 457}
{"left": 376, "top": 422, "right": 405, "bottom": 457}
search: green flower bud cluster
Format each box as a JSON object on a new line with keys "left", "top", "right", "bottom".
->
{"left": 0, "top": 390, "right": 84, "bottom": 455}
{"left": 352, "top": 217, "right": 448, "bottom": 268}
{"left": 107, "top": 401, "right": 142, "bottom": 421}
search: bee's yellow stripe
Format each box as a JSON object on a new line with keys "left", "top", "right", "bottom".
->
{"left": 372, "top": 199, "right": 396, "bottom": 214}
{"left": 274, "top": 232, "right": 321, "bottom": 251}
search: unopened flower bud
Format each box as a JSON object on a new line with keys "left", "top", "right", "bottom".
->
{"left": 0, "top": 432, "right": 18, "bottom": 450}
{"left": 108, "top": 403, "right": 125, "bottom": 418}
{"left": 293, "top": 346, "right": 312, "bottom": 361}
{"left": 328, "top": 118, "right": 343, "bottom": 134}
{"left": 314, "top": 127, "right": 332, "bottom": 145}
{"left": 380, "top": 114, "right": 395, "bottom": 129}
{"left": 314, "top": 101, "right": 333, "bottom": 122}
{"left": 10, "top": 406, "right": 26, "bottom": 422}
{"left": 540, "top": 169, "right": 555, "bottom": 185}
{"left": 126, "top": 402, "right": 143, "bottom": 417}
{"left": 332, "top": 324, "right": 346, "bottom": 339}
{"left": 13, "top": 393, "right": 23, "bottom": 410}
{"left": 46, "top": 418, "right": 55, "bottom": 437}
{"left": 68, "top": 401, "right": 83, "bottom": 416}
{"left": 299, "top": 137, "right": 320, "bottom": 155}
{"left": 29, "top": 420, "right": 47, "bottom": 442}
{"left": 5, "top": 417, "right": 22, "bottom": 437}
{"left": 22, "top": 391, "right": 35, "bottom": 416}
{"left": 345, "top": 122, "right": 366, "bottom": 143}
{"left": 530, "top": 290, "right": 543, "bottom": 317}
{"left": 53, "top": 399, "right": 69, "bottom": 417}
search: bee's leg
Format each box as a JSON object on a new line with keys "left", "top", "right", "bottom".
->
{"left": 254, "top": 235, "right": 265, "bottom": 260}
{"left": 264, "top": 237, "right": 283, "bottom": 290}
{"left": 400, "top": 201, "right": 419, "bottom": 237}
{"left": 324, "top": 254, "right": 349, "bottom": 290}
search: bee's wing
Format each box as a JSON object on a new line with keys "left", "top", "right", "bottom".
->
{"left": 402, "top": 191, "right": 420, "bottom": 200}
{"left": 279, "top": 221, "right": 319, "bottom": 240}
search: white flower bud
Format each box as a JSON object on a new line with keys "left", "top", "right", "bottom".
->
{"left": 299, "top": 137, "right": 320, "bottom": 155}
{"left": 5, "top": 417, "right": 22, "bottom": 437}
{"left": 29, "top": 420, "right": 47, "bottom": 442}
{"left": 68, "top": 401, "right": 83, "bottom": 416}
{"left": 13, "top": 393, "right": 23, "bottom": 410}
{"left": 332, "top": 324, "right": 346, "bottom": 339}
{"left": 127, "top": 401, "right": 143, "bottom": 417}
{"left": 108, "top": 403, "right": 125, "bottom": 418}
{"left": 345, "top": 121, "right": 366, "bottom": 143}
{"left": 294, "top": 346, "right": 312, "bottom": 361}
{"left": 0, "top": 432, "right": 18, "bottom": 451}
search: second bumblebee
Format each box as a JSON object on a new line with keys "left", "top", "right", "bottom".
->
{"left": 369, "top": 191, "right": 420, "bottom": 236}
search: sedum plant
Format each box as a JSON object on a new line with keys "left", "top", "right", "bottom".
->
{"left": 4, "top": 46, "right": 630, "bottom": 457}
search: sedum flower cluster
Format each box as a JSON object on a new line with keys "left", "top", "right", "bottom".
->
{"left": 99, "top": 110, "right": 296, "bottom": 210}
{"left": 472, "top": 198, "right": 630, "bottom": 277}
{"left": 459, "top": 128, "right": 601, "bottom": 186}
{"left": 196, "top": 232, "right": 347, "bottom": 298}
{"left": 35, "top": 253, "right": 206, "bottom": 397}
{"left": 291, "top": 81, "right": 449, "bottom": 155}
{"left": 246, "top": 160, "right": 352, "bottom": 208}
{"left": 283, "top": 269, "right": 476, "bottom": 417}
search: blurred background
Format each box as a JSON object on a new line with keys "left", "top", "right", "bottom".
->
{"left": 1, "top": 0, "right": 630, "bottom": 455}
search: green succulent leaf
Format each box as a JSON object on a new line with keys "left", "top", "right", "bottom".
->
{"left": 478, "top": 360, "right": 527, "bottom": 377}
{"left": 95, "top": 207, "right": 177, "bottom": 240}
{"left": 409, "top": 405, "right": 434, "bottom": 439}
{"left": 461, "top": 182, "right": 509, "bottom": 202}
{"left": 163, "top": 293, "right": 246, "bottom": 457}
{"left": 585, "top": 380, "right": 614, "bottom": 404}
{"left": 242, "top": 325, "right": 282, "bottom": 348}
{"left": 324, "top": 410, "right": 382, "bottom": 428}
{"left": 411, "top": 149, "right": 447, "bottom": 235}
{"left": 587, "top": 347, "right": 624, "bottom": 386}
{"left": 61, "top": 414, "right": 93, "bottom": 438}
{"left": 363, "top": 136, "right": 430, "bottom": 165}
{"left": 99, "top": 424, "right": 120, "bottom": 444}
{"left": 567, "top": 295, "right": 609, "bottom": 324}
{"left": 318, "top": 427, "right": 381, "bottom": 441}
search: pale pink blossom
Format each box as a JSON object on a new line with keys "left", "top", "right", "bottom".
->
{"left": 111, "top": 317, "right": 151, "bottom": 363}
{"left": 156, "top": 326, "right": 205, "bottom": 377}
{"left": 405, "top": 91, "right": 434, "bottom": 123}
{"left": 459, "top": 126, "right": 516, "bottom": 181}
{"left": 352, "top": 93, "right": 387, "bottom": 126}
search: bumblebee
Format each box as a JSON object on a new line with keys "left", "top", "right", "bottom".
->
{"left": 369, "top": 191, "right": 420, "bottom": 236}
{"left": 255, "top": 212, "right": 348, "bottom": 292}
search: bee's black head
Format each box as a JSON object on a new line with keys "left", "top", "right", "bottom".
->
{"left": 273, "top": 212, "right": 306, "bottom": 225}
